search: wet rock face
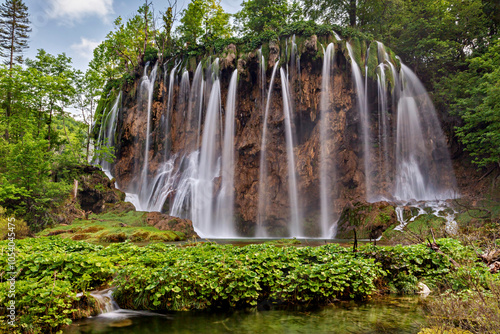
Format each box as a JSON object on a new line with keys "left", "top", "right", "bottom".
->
{"left": 110, "top": 46, "right": 382, "bottom": 234}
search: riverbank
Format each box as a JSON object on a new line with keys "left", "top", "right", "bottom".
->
{"left": 0, "top": 236, "right": 497, "bottom": 333}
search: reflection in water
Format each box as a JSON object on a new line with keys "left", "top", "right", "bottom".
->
{"left": 64, "top": 296, "right": 425, "bottom": 334}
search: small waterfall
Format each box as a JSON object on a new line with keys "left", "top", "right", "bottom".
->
{"left": 215, "top": 70, "right": 238, "bottom": 237}
{"left": 376, "top": 64, "right": 390, "bottom": 197}
{"left": 193, "top": 79, "right": 222, "bottom": 237}
{"left": 170, "top": 152, "right": 198, "bottom": 220}
{"left": 257, "top": 47, "right": 266, "bottom": 110}
{"left": 127, "top": 62, "right": 159, "bottom": 211}
{"left": 319, "top": 43, "right": 336, "bottom": 238}
{"left": 90, "top": 289, "right": 120, "bottom": 314}
{"left": 280, "top": 67, "right": 302, "bottom": 237}
{"left": 188, "top": 62, "right": 204, "bottom": 151}
{"left": 97, "top": 92, "right": 121, "bottom": 179}
{"left": 256, "top": 61, "right": 280, "bottom": 237}
{"left": 179, "top": 69, "right": 191, "bottom": 121}
{"left": 164, "top": 63, "right": 179, "bottom": 158}
{"left": 394, "top": 64, "right": 457, "bottom": 201}
{"left": 346, "top": 43, "right": 372, "bottom": 201}
{"left": 139, "top": 63, "right": 158, "bottom": 201}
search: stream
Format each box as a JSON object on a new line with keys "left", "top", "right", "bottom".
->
{"left": 64, "top": 296, "right": 426, "bottom": 333}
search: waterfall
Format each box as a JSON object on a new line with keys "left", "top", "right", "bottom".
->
{"left": 138, "top": 62, "right": 158, "bottom": 205}
{"left": 193, "top": 79, "right": 222, "bottom": 237}
{"left": 104, "top": 37, "right": 459, "bottom": 240}
{"left": 257, "top": 47, "right": 266, "bottom": 110}
{"left": 164, "top": 63, "right": 179, "bottom": 158}
{"left": 188, "top": 62, "right": 204, "bottom": 151}
{"left": 319, "top": 43, "right": 336, "bottom": 238}
{"left": 280, "top": 67, "right": 303, "bottom": 237}
{"left": 97, "top": 91, "right": 121, "bottom": 179}
{"left": 170, "top": 152, "right": 198, "bottom": 220}
{"left": 394, "top": 64, "right": 457, "bottom": 201}
{"left": 346, "top": 43, "right": 372, "bottom": 201}
{"left": 90, "top": 289, "right": 120, "bottom": 314}
{"left": 256, "top": 61, "right": 280, "bottom": 237}
{"left": 215, "top": 70, "right": 238, "bottom": 237}
{"left": 376, "top": 64, "right": 390, "bottom": 195}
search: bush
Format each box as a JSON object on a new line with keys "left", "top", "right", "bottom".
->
{"left": 0, "top": 207, "right": 30, "bottom": 240}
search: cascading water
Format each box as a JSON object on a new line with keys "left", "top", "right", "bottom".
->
{"left": 319, "top": 43, "right": 336, "bottom": 238}
{"left": 126, "top": 62, "right": 159, "bottom": 211}
{"left": 256, "top": 61, "right": 280, "bottom": 237}
{"left": 99, "top": 35, "right": 458, "bottom": 240}
{"left": 394, "top": 64, "right": 457, "bottom": 201}
{"left": 280, "top": 67, "right": 303, "bottom": 237}
{"left": 346, "top": 43, "right": 372, "bottom": 201}
{"left": 376, "top": 63, "right": 390, "bottom": 195}
{"left": 193, "top": 79, "right": 222, "bottom": 237}
{"left": 215, "top": 70, "right": 238, "bottom": 237}
{"left": 96, "top": 91, "right": 121, "bottom": 179}
{"left": 188, "top": 62, "right": 204, "bottom": 150}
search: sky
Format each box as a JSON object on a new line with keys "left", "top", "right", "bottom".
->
{"left": 23, "top": 0, "right": 242, "bottom": 71}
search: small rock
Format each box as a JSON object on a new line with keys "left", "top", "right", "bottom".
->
{"left": 417, "top": 282, "right": 431, "bottom": 296}
{"left": 109, "top": 319, "right": 133, "bottom": 328}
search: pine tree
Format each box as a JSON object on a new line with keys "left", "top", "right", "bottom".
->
{"left": 0, "top": 0, "right": 30, "bottom": 69}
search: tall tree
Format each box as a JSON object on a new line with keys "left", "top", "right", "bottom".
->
{"left": 234, "top": 0, "right": 302, "bottom": 35}
{"left": 0, "top": 0, "right": 30, "bottom": 69}
{"left": 302, "top": 0, "right": 358, "bottom": 27}
{"left": 177, "top": 0, "right": 231, "bottom": 45}
{"left": 0, "top": 0, "right": 30, "bottom": 140}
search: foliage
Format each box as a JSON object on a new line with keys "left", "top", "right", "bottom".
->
{"left": 234, "top": 0, "right": 302, "bottom": 36}
{"left": 177, "top": 0, "right": 231, "bottom": 45}
{"left": 0, "top": 236, "right": 495, "bottom": 332}
{"left": 437, "top": 39, "right": 500, "bottom": 168}
{"left": 0, "top": 49, "right": 87, "bottom": 230}
{"left": 0, "top": 206, "right": 29, "bottom": 239}
{"left": 89, "top": 7, "right": 156, "bottom": 79}
{"left": 302, "top": 0, "right": 358, "bottom": 27}
{"left": 423, "top": 275, "right": 500, "bottom": 333}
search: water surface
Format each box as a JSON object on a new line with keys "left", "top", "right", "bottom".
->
{"left": 64, "top": 296, "right": 425, "bottom": 334}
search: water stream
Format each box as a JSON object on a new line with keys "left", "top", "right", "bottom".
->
{"left": 65, "top": 296, "right": 425, "bottom": 334}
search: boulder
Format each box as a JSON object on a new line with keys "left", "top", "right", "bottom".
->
{"left": 146, "top": 212, "right": 198, "bottom": 239}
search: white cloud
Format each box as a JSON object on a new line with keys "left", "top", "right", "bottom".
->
{"left": 46, "top": 0, "right": 114, "bottom": 24}
{"left": 71, "top": 37, "right": 100, "bottom": 61}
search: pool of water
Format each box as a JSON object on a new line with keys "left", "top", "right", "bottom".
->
{"left": 64, "top": 296, "right": 426, "bottom": 334}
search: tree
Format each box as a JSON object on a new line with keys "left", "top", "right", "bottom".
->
{"left": 25, "top": 49, "right": 77, "bottom": 150}
{"left": 437, "top": 39, "right": 500, "bottom": 168}
{"left": 177, "top": 0, "right": 231, "bottom": 44}
{"left": 157, "top": 0, "right": 180, "bottom": 60}
{"left": 0, "top": 0, "right": 30, "bottom": 69}
{"left": 302, "top": 0, "right": 358, "bottom": 27}
{"left": 74, "top": 69, "right": 103, "bottom": 160}
{"left": 234, "top": 0, "right": 302, "bottom": 35}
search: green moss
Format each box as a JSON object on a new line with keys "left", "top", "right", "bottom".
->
{"left": 37, "top": 210, "right": 186, "bottom": 243}
{"left": 366, "top": 41, "right": 379, "bottom": 79}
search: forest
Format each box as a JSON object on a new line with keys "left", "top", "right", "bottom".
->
{"left": 0, "top": 0, "right": 499, "bottom": 333}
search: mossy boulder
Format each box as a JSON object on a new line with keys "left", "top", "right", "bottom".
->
{"left": 146, "top": 212, "right": 198, "bottom": 239}
{"left": 383, "top": 214, "right": 448, "bottom": 244}
{"left": 336, "top": 201, "right": 397, "bottom": 239}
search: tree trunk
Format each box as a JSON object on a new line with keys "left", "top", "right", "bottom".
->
{"left": 349, "top": 0, "right": 357, "bottom": 27}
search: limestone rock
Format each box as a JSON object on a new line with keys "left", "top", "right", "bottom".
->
{"left": 146, "top": 212, "right": 198, "bottom": 238}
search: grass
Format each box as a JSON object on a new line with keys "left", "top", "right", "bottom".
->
{"left": 37, "top": 211, "right": 185, "bottom": 243}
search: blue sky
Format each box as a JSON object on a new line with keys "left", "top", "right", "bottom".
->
{"left": 23, "top": 0, "right": 242, "bottom": 71}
